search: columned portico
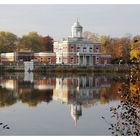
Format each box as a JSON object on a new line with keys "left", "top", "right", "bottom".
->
{"left": 78, "top": 55, "right": 93, "bottom": 65}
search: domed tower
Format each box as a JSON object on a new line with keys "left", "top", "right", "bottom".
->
{"left": 71, "top": 18, "right": 83, "bottom": 38}
{"left": 70, "top": 104, "right": 82, "bottom": 126}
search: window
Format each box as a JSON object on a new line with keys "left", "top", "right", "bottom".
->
{"left": 83, "top": 47, "right": 86, "bottom": 52}
{"left": 77, "top": 57, "right": 79, "bottom": 63}
{"left": 96, "top": 47, "right": 99, "bottom": 53}
{"left": 71, "top": 57, "right": 74, "bottom": 63}
{"left": 96, "top": 57, "right": 99, "bottom": 64}
{"left": 48, "top": 57, "right": 51, "bottom": 63}
{"left": 89, "top": 48, "right": 92, "bottom": 52}
{"left": 70, "top": 46, "right": 74, "bottom": 52}
{"left": 77, "top": 47, "right": 80, "bottom": 52}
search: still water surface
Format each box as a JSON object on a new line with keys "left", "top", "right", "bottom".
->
{"left": 0, "top": 72, "right": 125, "bottom": 135}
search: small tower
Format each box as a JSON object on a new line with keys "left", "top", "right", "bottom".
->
{"left": 71, "top": 18, "right": 83, "bottom": 38}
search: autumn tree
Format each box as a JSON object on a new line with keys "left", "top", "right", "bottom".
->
{"left": 0, "top": 31, "right": 18, "bottom": 53}
{"left": 120, "top": 37, "right": 131, "bottom": 64}
{"left": 99, "top": 35, "right": 112, "bottom": 53}
{"left": 103, "top": 65, "right": 140, "bottom": 136}
{"left": 83, "top": 31, "right": 99, "bottom": 42}
{"left": 130, "top": 35, "right": 140, "bottom": 63}
{"left": 99, "top": 35, "right": 131, "bottom": 63}
{"left": 84, "top": 31, "right": 131, "bottom": 63}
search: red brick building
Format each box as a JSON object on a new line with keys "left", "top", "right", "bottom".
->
{"left": 34, "top": 52, "right": 56, "bottom": 64}
{"left": 54, "top": 19, "right": 111, "bottom": 65}
{"left": 0, "top": 52, "right": 56, "bottom": 64}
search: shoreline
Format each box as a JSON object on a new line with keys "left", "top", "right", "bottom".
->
{"left": 0, "top": 64, "right": 130, "bottom": 73}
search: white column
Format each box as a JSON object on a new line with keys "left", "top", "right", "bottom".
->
{"left": 90, "top": 56, "right": 92, "bottom": 65}
{"left": 85, "top": 55, "right": 87, "bottom": 65}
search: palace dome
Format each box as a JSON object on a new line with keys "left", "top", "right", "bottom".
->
{"left": 72, "top": 18, "right": 83, "bottom": 28}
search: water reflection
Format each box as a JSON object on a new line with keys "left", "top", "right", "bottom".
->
{"left": 0, "top": 72, "right": 125, "bottom": 125}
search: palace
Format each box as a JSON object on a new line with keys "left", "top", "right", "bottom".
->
{"left": 54, "top": 18, "right": 111, "bottom": 65}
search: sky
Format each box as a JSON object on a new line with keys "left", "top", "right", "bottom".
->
{"left": 0, "top": 4, "right": 140, "bottom": 40}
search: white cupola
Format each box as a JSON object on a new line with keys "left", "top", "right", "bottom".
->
{"left": 71, "top": 18, "right": 83, "bottom": 38}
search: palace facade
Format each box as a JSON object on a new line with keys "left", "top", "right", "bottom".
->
{"left": 54, "top": 19, "right": 111, "bottom": 65}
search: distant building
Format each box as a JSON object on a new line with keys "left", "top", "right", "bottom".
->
{"left": 0, "top": 52, "right": 15, "bottom": 62}
{"left": 54, "top": 18, "right": 111, "bottom": 65}
{"left": 0, "top": 51, "right": 56, "bottom": 64}
{"left": 16, "top": 50, "right": 34, "bottom": 62}
{"left": 34, "top": 52, "right": 56, "bottom": 64}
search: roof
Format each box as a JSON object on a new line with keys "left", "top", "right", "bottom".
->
{"left": 34, "top": 52, "right": 56, "bottom": 56}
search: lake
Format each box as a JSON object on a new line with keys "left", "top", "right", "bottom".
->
{"left": 0, "top": 72, "right": 126, "bottom": 135}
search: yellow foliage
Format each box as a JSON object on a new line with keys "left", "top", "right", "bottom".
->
{"left": 130, "top": 49, "right": 140, "bottom": 59}
{"left": 130, "top": 83, "right": 137, "bottom": 94}
{"left": 130, "top": 80, "right": 140, "bottom": 95}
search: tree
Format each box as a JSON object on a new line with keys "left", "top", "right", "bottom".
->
{"left": 116, "top": 37, "right": 131, "bottom": 64}
{"left": 100, "top": 36, "right": 131, "bottom": 63}
{"left": 43, "top": 36, "right": 54, "bottom": 52}
{"left": 102, "top": 61, "right": 140, "bottom": 135}
{"left": 0, "top": 31, "right": 18, "bottom": 53}
{"left": 0, "top": 87, "right": 17, "bottom": 107}
{"left": 99, "top": 35, "right": 111, "bottom": 53}
{"left": 83, "top": 31, "right": 99, "bottom": 42}
{"left": 83, "top": 32, "right": 131, "bottom": 63}
{"left": 17, "top": 32, "right": 44, "bottom": 52}
{"left": 130, "top": 35, "right": 140, "bottom": 63}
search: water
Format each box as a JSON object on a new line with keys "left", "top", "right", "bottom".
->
{"left": 0, "top": 72, "right": 125, "bottom": 135}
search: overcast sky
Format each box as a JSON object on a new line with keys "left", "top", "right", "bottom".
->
{"left": 0, "top": 4, "right": 140, "bottom": 40}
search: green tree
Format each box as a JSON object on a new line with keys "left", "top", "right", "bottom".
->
{"left": 0, "top": 31, "right": 18, "bottom": 53}
{"left": 17, "top": 32, "right": 44, "bottom": 52}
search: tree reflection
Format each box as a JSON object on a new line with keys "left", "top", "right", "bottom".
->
{"left": 0, "top": 87, "right": 17, "bottom": 107}
{"left": 18, "top": 89, "right": 53, "bottom": 107}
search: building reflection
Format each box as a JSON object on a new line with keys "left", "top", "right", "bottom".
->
{"left": 0, "top": 73, "right": 124, "bottom": 124}
{"left": 0, "top": 73, "right": 54, "bottom": 107}
{"left": 53, "top": 76, "right": 113, "bottom": 124}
